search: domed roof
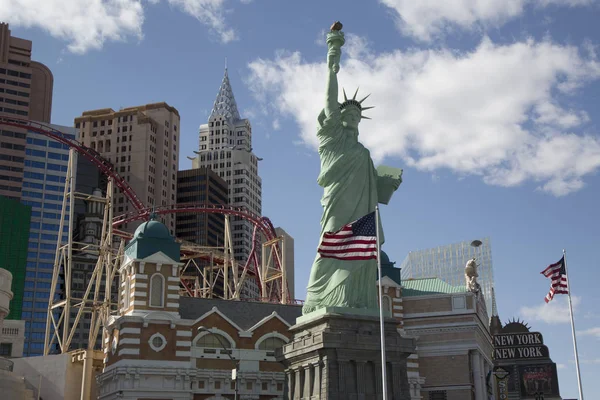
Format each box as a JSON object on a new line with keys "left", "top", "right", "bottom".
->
{"left": 380, "top": 250, "right": 391, "bottom": 264}
{"left": 133, "top": 219, "right": 172, "bottom": 241}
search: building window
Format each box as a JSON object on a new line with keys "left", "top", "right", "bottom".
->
{"left": 0, "top": 343, "right": 12, "bottom": 356}
{"left": 123, "top": 276, "right": 131, "bottom": 310}
{"left": 194, "top": 330, "right": 234, "bottom": 353}
{"left": 382, "top": 295, "right": 392, "bottom": 314}
{"left": 257, "top": 336, "right": 287, "bottom": 351}
{"left": 149, "top": 273, "right": 164, "bottom": 307}
{"left": 148, "top": 332, "right": 167, "bottom": 352}
{"left": 429, "top": 391, "right": 447, "bottom": 400}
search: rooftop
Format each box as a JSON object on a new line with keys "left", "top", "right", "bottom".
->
{"left": 402, "top": 277, "right": 466, "bottom": 297}
{"left": 179, "top": 297, "right": 302, "bottom": 329}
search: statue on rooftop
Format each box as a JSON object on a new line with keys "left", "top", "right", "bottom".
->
{"left": 302, "top": 22, "right": 403, "bottom": 315}
{"left": 465, "top": 257, "right": 481, "bottom": 294}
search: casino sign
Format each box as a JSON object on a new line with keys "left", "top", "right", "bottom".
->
{"left": 492, "top": 319, "right": 561, "bottom": 399}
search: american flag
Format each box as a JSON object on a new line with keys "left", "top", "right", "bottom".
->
{"left": 318, "top": 212, "right": 378, "bottom": 261}
{"left": 541, "top": 256, "right": 569, "bottom": 303}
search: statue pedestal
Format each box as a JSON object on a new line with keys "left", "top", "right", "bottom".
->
{"left": 277, "top": 309, "right": 416, "bottom": 400}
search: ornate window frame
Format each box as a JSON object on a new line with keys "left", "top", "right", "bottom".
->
{"left": 149, "top": 332, "right": 167, "bottom": 352}
{"left": 149, "top": 273, "right": 165, "bottom": 308}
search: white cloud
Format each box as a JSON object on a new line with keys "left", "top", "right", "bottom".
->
{"left": 557, "top": 363, "right": 566, "bottom": 369}
{"left": 579, "top": 327, "right": 600, "bottom": 338}
{"left": 166, "top": 0, "right": 236, "bottom": 43}
{"left": 272, "top": 119, "right": 281, "bottom": 130}
{"left": 519, "top": 296, "right": 580, "bottom": 324}
{"left": 0, "top": 0, "right": 239, "bottom": 54}
{"left": 247, "top": 35, "right": 600, "bottom": 196}
{"left": 380, "top": 0, "right": 597, "bottom": 42}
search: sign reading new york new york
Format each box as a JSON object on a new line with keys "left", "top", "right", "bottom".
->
{"left": 493, "top": 332, "right": 550, "bottom": 360}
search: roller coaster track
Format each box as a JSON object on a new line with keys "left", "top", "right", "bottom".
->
{"left": 0, "top": 117, "right": 290, "bottom": 303}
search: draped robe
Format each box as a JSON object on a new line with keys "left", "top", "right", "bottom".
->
{"left": 302, "top": 108, "right": 384, "bottom": 315}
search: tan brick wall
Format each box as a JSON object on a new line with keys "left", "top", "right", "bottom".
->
{"left": 404, "top": 296, "right": 453, "bottom": 314}
{"left": 419, "top": 354, "right": 470, "bottom": 387}
{"left": 403, "top": 315, "right": 473, "bottom": 328}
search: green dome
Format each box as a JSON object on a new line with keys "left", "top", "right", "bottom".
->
{"left": 133, "top": 220, "right": 172, "bottom": 241}
{"left": 380, "top": 250, "right": 391, "bottom": 265}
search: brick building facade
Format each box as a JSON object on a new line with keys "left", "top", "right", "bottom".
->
{"left": 379, "top": 259, "right": 494, "bottom": 400}
{"left": 98, "top": 215, "right": 301, "bottom": 400}
{"left": 97, "top": 226, "right": 493, "bottom": 400}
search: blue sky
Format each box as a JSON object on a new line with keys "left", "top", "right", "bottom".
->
{"left": 3, "top": 0, "right": 600, "bottom": 397}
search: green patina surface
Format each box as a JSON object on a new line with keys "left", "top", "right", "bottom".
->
{"left": 302, "top": 25, "right": 403, "bottom": 316}
{"left": 125, "top": 216, "right": 181, "bottom": 262}
{"left": 402, "top": 278, "right": 466, "bottom": 297}
{"left": 0, "top": 196, "right": 31, "bottom": 320}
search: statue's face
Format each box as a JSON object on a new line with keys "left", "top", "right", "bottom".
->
{"left": 341, "top": 107, "right": 361, "bottom": 129}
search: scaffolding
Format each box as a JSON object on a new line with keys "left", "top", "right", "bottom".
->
{"left": 44, "top": 149, "right": 123, "bottom": 356}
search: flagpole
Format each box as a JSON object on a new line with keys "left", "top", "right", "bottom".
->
{"left": 375, "top": 205, "right": 388, "bottom": 400}
{"left": 563, "top": 249, "right": 584, "bottom": 400}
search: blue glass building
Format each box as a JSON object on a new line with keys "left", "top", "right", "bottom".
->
{"left": 20, "top": 123, "right": 75, "bottom": 356}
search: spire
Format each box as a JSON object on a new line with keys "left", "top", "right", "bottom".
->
{"left": 210, "top": 67, "right": 241, "bottom": 121}
{"left": 491, "top": 286, "right": 498, "bottom": 317}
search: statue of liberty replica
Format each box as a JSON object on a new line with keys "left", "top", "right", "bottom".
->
{"left": 302, "top": 21, "right": 403, "bottom": 316}
{"left": 277, "top": 22, "right": 414, "bottom": 400}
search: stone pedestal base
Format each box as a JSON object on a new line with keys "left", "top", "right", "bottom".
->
{"left": 277, "top": 309, "right": 416, "bottom": 400}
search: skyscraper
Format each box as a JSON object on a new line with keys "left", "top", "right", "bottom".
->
{"left": 176, "top": 167, "right": 228, "bottom": 247}
{"left": 20, "top": 122, "right": 74, "bottom": 356}
{"left": 0, "top": 22, "right": 53, "bottom": 200}
{"left": 74, "top": 102, "right": 180, "bottom": 235}
{"left": 275, "top": 227, "right": 295, "bottom": 301}
{"left": 191, "top": 69, "right": 262, "bottom": 257}
{"left": 399, "top": 237, "right": 495, "bottom": 318}
{"left": 191, "top": 69, "right": 262, "bottom": 298}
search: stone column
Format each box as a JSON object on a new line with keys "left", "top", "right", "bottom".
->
{"left": 286, "top": 369, "right": 294, "bottom": 400}
{"left": 471, "top": 351, "right": 484, "bottom": 400}
{"left": 312, "top": 362, "right": 321, "bottom": 399}
{"left": 356, "top": 361, "right": 366, "bottom": 396}
{"left": 293, "top": 368, "right": 302, "bottom": 400}
{"left": 303, "top": 365, "right": 312, "bottom": 399}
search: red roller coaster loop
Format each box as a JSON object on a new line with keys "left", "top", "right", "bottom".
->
{"left": 0, "top": 117, "right": 291, "bottom": 303}
{"left": 0, "top": 117, "right": 145, "bottom": 212}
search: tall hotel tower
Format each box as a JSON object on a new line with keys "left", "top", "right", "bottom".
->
{"left": 75, "top": 103, "right": 180, "bottom": 235}
{"left": 190, "top": 69, "right": 262, "bottom": 297}
{"left": 0, "top": 22, "right": 53, "bottom": 200}
{"left": 191, "top": 70, "right": 262, "bottom": 258}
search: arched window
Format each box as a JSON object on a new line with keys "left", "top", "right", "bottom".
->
{"left": 258, "top": 336, "right": 286, "bottom": 351}
{"left": 195, "top": 333, "right": 231, "bottom": 349}
{"left": 123, "top": 276, "right": 131, "bottom": 310}
{"left": 382, "top": 295, "right": 392, "bottom": 313}
{"left": 149, "top": 273, "right": 164, "bottom": 307}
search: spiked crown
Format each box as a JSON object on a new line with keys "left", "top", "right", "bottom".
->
{"left": 340, "top": 88, "right": 374, "bottom": 120}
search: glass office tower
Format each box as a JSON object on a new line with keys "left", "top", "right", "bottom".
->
{"left": 20, "top": 123, "right": 74, "bottom": 356}
{"left": 400, "top": 237, "right": 495, "bottom": 318}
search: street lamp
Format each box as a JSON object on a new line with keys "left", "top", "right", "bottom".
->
{"left": 197, "top": 326, "right": 239, "bottom": 400}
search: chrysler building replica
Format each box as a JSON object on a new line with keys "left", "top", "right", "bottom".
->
{"left": 191, "top": 68, "right": 262, "bottom": 298}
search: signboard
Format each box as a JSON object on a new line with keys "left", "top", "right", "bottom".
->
{"left": 494, "top": 367, "right": 510, "bottom": 400}
{"left": 494, "top": 332, "right": 543, "bottom": 347}
{"left": 494, "top": 345, "right": 549, "bottom": 360}
{"left": 519, "top": 364, "right": 560, "bottom": 397}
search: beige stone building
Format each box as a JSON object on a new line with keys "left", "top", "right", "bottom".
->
{"left": 74, "top": 102, "right": 180, "bottom": 234}
{"left": 98, "top": 216, "right": 300, "bottom": 400}
{"left": 0, "top": 22, "right": 53, "bottom": 200}
{"left": 379, "top": 270, "right": 494, "bottom": 400}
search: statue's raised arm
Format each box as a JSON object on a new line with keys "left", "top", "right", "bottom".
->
{"left": 324, "top": 21, "right": 345, "bottom": 118}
